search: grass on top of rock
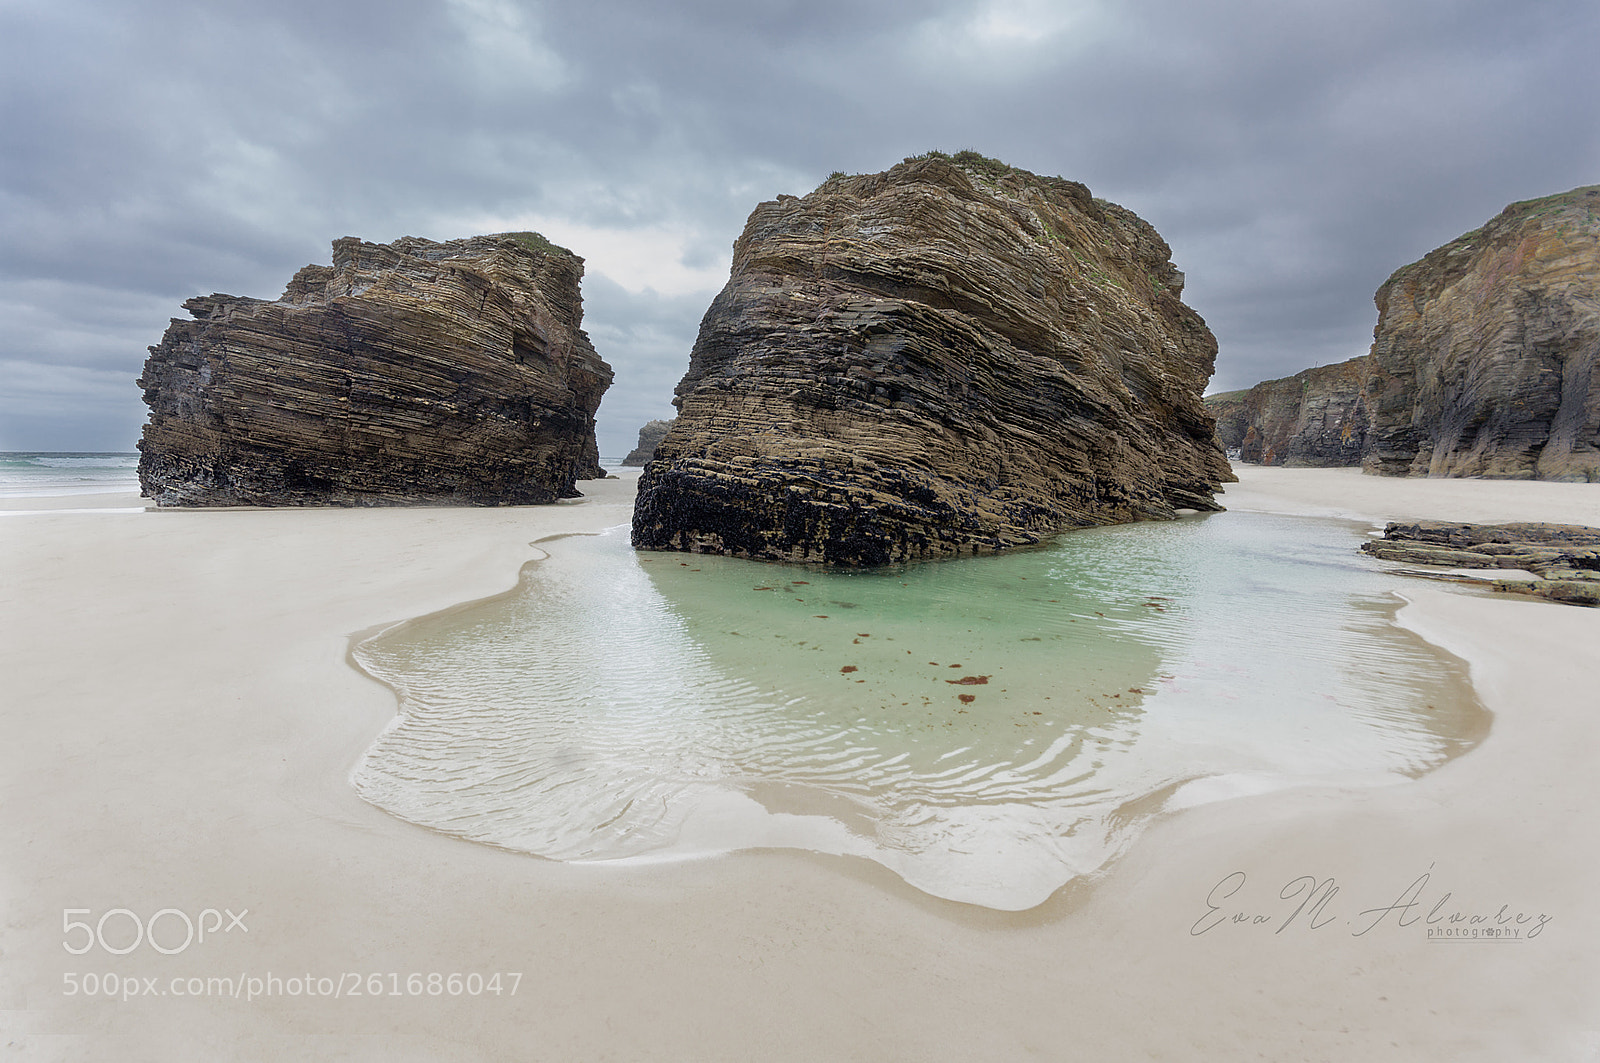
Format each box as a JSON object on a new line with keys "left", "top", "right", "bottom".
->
{"left": 819, "top": 151, "right": 1015, "bottom": 193}
{"left": 497, "top": 231, "right": 574, "bottom": 257}
{"left": 903, "top": 149, "right": 1017, "bottom": 182}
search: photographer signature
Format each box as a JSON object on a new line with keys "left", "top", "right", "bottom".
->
{"left": 1190, "top": 864, "right": 1552, "bottom": 939}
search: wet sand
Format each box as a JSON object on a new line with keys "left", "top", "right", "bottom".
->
{"left": 2, "top": 465, "right": 1597, "bottom": 1060}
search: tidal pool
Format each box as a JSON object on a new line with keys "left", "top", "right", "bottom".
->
{"left": 351, "top": 511, "right": 1484, "bottom": 910}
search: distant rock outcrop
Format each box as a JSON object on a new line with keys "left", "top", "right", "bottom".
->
{"left": 632, "top": 152, "right": 1232, "bottom": 565}
{"left": 1213, "top": 186, "right": 1600, "bottom": 481}
{"left": 1363, "top": 186, "right": 1600, "bottom": 480}
{"left": 1202, "top": 389, "right": 1252, "bottom": 453}
{"left": 1205, "top": 356, "right": 1370, "bottom": 466}
{"left": 138, "top": 233, "right": 612, "bottom": 506}
{"left": 621, "top": 418, "right": 675, "bottom": 466}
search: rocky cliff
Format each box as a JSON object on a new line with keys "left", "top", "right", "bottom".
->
{"left": 1202, "top": 389, "right": 1251, "bottom": 452}
{"left": 138, "top": 233, "right": 611, "bottom": 506}
{"left": 1205, "top": 355, "right": 1370, "bottom": 466}
{"left": 632, "top": 152, "right": 1232, "bottom": 565}
{"left": 1363, "top": 186, "right": 1600, "bottom": 480}
{"left": 621, "top": 418, "right": 675, "bottom": 466}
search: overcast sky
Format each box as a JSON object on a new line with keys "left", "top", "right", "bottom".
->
{"left": 3, "top": 0, "right": 1596, "bottom": 457}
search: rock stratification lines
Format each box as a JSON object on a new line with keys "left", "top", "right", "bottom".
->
{"left": 633, "top": 154, "right": 1231, "bottom": 565}
{"left": 1363, "top": 186, "right": 1600, "bottom": 481}
{"left": 138, "top": 233, "right": 611, "bottom": 506}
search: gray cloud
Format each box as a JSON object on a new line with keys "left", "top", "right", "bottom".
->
{"left": 2, "top": 0, "right": 1596, "bottom": 453}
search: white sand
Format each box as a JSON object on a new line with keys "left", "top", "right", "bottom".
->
{"left": 2, "top": 465, "right": 1598, "bottom": 1061}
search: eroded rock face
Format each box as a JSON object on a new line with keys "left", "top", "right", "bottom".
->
{"left": 632, "top": 154, "right": 1232, "bottom": 565}
{"left": 138, "top": 233, "right": 611, "bottom": 506}
{"left": 1203, "top": 389, "right": 1251, "bottom": 453}
{"left": 1363, "top": 186, "right": 1600, "bottom": 481}
{"left": 621, "top": 418, "right": 675, "bottom": 467}
{"left": 1205, "top": 356, "right": 1370, "bottom": 466}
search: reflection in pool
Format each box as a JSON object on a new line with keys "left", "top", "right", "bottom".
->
{"left": 351, "top": 511, "right": 1484, "bottom": 910}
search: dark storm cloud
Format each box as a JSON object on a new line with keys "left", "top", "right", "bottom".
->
{"left": 2, "top": 0, "right": 1596, "bottom": 452}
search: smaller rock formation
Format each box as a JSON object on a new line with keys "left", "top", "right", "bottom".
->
{"left": 138, "top": 233, "right": 611, "bottom": 506}
{"left": 1202, "top": 389, "right": 1251, "bottom": 454}
{"left": 633, "top": 152, "right": 1232, "bottom": 566}
{"left": 621, "top": 418, "right": 676, "bottom": 466}
{"left": 1205, "top": 355, "right": 1370, "bottom": 465}
{"left": 1363, "top": 186, "right": 1600, "bottom": 480}
{"left": 1361, "top": 520, "right": 1600, "bottom": 606}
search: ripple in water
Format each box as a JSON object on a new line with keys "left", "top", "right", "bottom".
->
{"left": 351, "top": 511, "right": 1484, "bottom": 910}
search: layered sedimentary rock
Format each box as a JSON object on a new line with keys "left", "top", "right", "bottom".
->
{"left": 138, "top": 233, "right": 612, "bottom": 506}
{"left": 1363, "top": 186, "right": 1600, "bottom": 480}
{"left": 1362, "top": 520, "right": 1600, "bottom": 606}
{"left": 1202, "top": 389, "right": 1251, "bottom": 452}
{"left": 633, "top": 153, "right": 1232, "bottom": 565}
{"left": 621, "top": 418, "right": 675, "bottom": 466}
{"left": 1204, "top": 356, "right": 1370, "bottom": 465}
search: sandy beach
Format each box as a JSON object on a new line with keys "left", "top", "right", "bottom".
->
{"left": 3, "top": 464, "right": 1598, "bottom": 1061}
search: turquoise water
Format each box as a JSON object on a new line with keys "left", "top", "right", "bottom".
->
{"left": 0, "top": 452, "right": 139, "bottom": 497}
{"left": 352, "top": 511, "right": 1483, "bottom": 910}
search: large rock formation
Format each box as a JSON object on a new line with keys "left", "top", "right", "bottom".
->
{"left": 1205, "top": 355, "right": 1370, "bottom": 465}
{"left": 621, "top": 418, "right": 675, "bottom": 466}
{"left": 138, "top": 233, "right": 612, "bottom": 506}
{"left": 1363, "top": 186, "right": 1600, "bottom": 480}
{"left": 632, "top": 152, "right": 1232, "bottom": 566}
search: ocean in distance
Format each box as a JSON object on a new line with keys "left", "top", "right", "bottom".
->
{"left": 353, "top": 509, "right": 1485, "bottom": 911}
{"left": 0, "top": 454, "right": 632, "bottom": 502}
{"left": 0, "top": 452, "right": 140, "bottom": 497}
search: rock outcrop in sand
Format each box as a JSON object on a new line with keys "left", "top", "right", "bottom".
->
{"left": 137, "top": 233, "right": 612, "bottom": 506}
{"left": 632, "top": 153, "right": 1232, "bottom": 565}
{"left": 621, "top": 418, "right": 675, "bottom": 467}
{"left": 1206, "top": 355, "right": 1370, "bottom": 466}
{"left": 1362, "top": 520, "right": 1600, "bottom": 606}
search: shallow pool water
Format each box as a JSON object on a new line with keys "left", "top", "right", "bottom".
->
{"left": 351, "top": 511, "right": 1484, "bottom": 910}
